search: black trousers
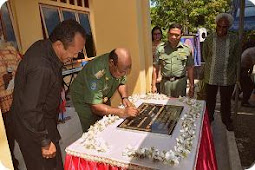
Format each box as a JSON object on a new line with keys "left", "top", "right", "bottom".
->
{"left": 240, "top": 67, "right": 254, "bottom": 103}
{"left": 205, "top": 84, "right": 235, "bottom": 124}
{"left": 14, "top": 124, "right": 63, "bottom": 170}
{"left": 156, "top": 82, "right": 161, "bottom": 93}
{"left": 2, "top": 112, "right": 19, "bottom": 170}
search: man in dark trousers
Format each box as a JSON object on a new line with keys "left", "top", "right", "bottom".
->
{"left": 11, "top": 20, "right": 86, "bottom": 170}
{"left": 203, "top": 13, "right": 239, "bottom": 131}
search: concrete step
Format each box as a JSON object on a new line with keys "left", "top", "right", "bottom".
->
{"left": 212, "top": 112, "right": 242, "bottom": 170}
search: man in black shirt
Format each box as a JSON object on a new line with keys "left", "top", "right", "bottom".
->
{"left": 11, "top": 20, "right": 86, "bottom": 170}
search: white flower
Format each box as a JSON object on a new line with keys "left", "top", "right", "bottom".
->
{"left": 136, "top": 148, "right": 147, "bottom": 158}
{"left": 122, "top": 145, "right": 136, "bottom": 157}
{"left": 80, "top": 115, "right": 120, "bottom": 152}
{"left": 164, "top": 150, "right": 180, "bottom": 165}
{"left": 152, "top": 149, "right": 164, "bottom": 161}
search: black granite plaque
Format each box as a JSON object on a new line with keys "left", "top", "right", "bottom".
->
{"left": 118, "top": 103, "right": 184, "bottom": 135}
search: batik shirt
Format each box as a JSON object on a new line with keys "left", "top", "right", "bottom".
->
{"left": 0, "top": 44, "right": 21, "bottom": 113}
{"left": 203, "top": 32, "right": 240, "bottom": 86}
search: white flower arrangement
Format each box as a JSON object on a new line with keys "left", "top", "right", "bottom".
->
{"left": 122, "top": 96, "right": 202, "bottom": 166}
{"left": 79, "top": 115, "right": 120, "bottom": 152}
{"left": 127, "top": 93, "right": 169, "bottom": 105}
{"left": 77, "top": 95, "right": 203, "bottom": 167}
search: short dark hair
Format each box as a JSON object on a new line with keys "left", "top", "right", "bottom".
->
{"left": 49, "top": 19, "right": 86, "bottom": 49}
{"left": 151, "top": 26, "right": 162, "bottom": 41}
{"left": 168, "top": 23, "right": 183, "bottom": 33}
{"left": 109, "top": 49, "right": 118, "bottom": 66}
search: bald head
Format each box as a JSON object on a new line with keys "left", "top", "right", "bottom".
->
{"left": 115, "top": 47, "right": 131, "bottom": 66}
{"left": 109, "top": 48, "right": 132, "bottom": 78}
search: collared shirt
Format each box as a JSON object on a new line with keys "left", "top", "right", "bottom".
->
{"left": 154, "top": 41, "right": 193, "bottom": 77}
{"left": 203, "top": 32, "right": 240, "bottom": 86}
{"left": 71, "top": 53, "right": 126, "bottom": 105}
{"left": 152, "top": 41, "right": 162, "bottom": 59}
{"left": 0, "top": 45, "right": 21, "bottom": 113}
{"left": 11, "top": 39, "right": 63, "bottom": 147}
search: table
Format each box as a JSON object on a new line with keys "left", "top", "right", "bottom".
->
{"left": 64, "top": 98, "right": 217, "bottom": 170}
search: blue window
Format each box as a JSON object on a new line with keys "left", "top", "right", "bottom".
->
{"left": 79, "top": 13, "right": 95, "bottom": 57}
{"left": 41, "top": 6, "right": 61, "bottom": 36}
{"left": 63, "top": 10, "right": 76, "bottom": 20}
{"left": 0, "top": 3, "right": 18, "bottom": 49}
{"left": 40, "top": 5, "right": 96, "bottom": 57}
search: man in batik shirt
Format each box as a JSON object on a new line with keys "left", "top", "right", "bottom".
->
{"left": 0, "top": 42, "right": 21, "bottom": 169}
{"left": 203, "top": 13, "right": 240, "bottom": 131}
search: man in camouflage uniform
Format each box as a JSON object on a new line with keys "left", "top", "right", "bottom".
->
{"left": 152, "top": 23, "right": 194, "bottom": 98}
{"left": 71, "top": 48, "right": 138, "bottom": 131}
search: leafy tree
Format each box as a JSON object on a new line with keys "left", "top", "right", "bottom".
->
{"left": 150, "top": 0, "right": 231, "bottom": 35}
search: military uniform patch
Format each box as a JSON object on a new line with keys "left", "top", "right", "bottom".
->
{"left": 90, "top": 81, "right": 97, "bottom": 90}
{"left": 160, "top": 59, "right": 166, "bottom": 66}
{"left": 103, "top": 97, "right": 108, "bottom": 103}
{"left": 94, "top": 69, "right": 105, "bottom": 79}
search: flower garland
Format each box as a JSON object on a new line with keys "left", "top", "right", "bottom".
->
{"left": 79, "top": 115, "right": 120, "bottom": 152}
{"left": 128, "top": 93, "right": 169, "bottom": 104}
{"left": 122, "top": 96, "right": 203, "bottom": 166}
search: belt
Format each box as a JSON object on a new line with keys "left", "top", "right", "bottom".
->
{"left": 162, "top": 75, "right": 186, "bottom": 81}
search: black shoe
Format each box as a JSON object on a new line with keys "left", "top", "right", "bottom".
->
{"left": 57, "top": 119, "right": 65, "bottom": 124}
{"left": 209, "top": 117, "right": 214, "bottom": 125}
{"left": 64, "top": 116, "right": 71, "bottom": 121}
{"left": 241, "top": 102, "right": 255, "bottom": 108}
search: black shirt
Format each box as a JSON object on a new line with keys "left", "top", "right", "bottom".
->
{"left": 11, "top": 39, "right": 63, "bottom": 147}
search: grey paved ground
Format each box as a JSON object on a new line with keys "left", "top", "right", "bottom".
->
{"left": 233, "top": 92, "right": 255, "bottom": 169}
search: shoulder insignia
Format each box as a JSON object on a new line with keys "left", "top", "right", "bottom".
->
{"left": 94, "top": 69, "right": 105, "bottom": 79}
{"left": 158, "top": 42, "right": 165, "bottom": 46}
{"left": 103, "top": 97, "right": 108, "bottom": 103}
{"left": 90, "top": 81, "right": 97, "bottom": 90}
{"left": 182, "top": 43, "right": 189, "bottom": 48}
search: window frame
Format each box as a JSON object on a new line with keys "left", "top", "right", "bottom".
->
{"left": 39, "top": 3, "right": 96, "bottom": 58}
{"left": 0, "top": 2, "right": 21, "bottom": 52}
{"left": 39, "top": 5, "right": 62, "bottom": 38}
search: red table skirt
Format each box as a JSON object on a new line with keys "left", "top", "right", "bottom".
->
{"left": 196, "top": 110, "right": 218, "bottom": 170}
{"left": 65, "top": 111, "right": 217, "bottom": 170}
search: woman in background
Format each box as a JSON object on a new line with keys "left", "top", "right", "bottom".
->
{"left": 151, "top": 26, "right": 163, "bottom": 93}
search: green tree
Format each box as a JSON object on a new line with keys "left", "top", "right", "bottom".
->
{"left": 150, "top": 0, "right": 231, "bottom": 34}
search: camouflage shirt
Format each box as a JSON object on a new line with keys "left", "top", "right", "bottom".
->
{"left": 71, "top": 53, "right": 126, "bottom": 104}
{"left": 154, "top": 41, "right": 193, "bottom": 78}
